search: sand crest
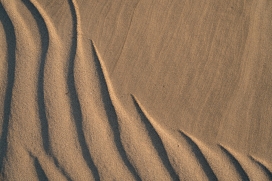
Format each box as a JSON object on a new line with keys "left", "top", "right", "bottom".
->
{"left": 0, "top": 0, "right": 272, "bottom": 180}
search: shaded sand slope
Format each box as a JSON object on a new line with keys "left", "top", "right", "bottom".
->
{"left": 0, "top": 0, "right": 272, "bottom": 180}
{"left": 86, "top": 0, "right": 272, "bottom": 162}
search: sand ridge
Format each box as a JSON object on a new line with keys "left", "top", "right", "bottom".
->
{"left": 0, "top": 0, "right": 272, "bottom": 180}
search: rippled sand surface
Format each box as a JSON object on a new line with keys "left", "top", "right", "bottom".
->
{"left": 0, "top": 0, "right": 272, "bottom": 180}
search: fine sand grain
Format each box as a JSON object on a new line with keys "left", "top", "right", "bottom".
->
{"left": 0, "top": 0, "right": 272, "bottom": 180}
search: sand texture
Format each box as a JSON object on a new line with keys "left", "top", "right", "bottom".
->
{"left": 0, "top": 0, "right": 272, "bottom": 180}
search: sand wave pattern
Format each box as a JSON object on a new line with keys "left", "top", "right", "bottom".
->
{"left": 0, "top": 0, "right": 271, "bottom": 180}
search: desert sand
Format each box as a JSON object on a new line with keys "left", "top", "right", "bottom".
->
{"left": 0, "top": 0, "right": 272, "bottom": 180}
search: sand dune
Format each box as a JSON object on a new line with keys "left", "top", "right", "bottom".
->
{"left": 0, "top": 0, "right": 272, "bottom": 180}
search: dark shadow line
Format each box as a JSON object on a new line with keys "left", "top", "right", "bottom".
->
{"left": 30, "top": 153, "right": 73, "bottom": 181}
{"left": 249, "top": 156, "right": 272, "bottom": 180}
{"left": 66, "top": 1, "right": 100, "bottom": 180}
{"left": 29, "top": 153, "right": 48, "bottom": 181}
{"left": 52, "top": 157, "right": 73, "bottom": 181}
{"left": 219, "top": 145, "right": 249, "bottom": 181}
{"left": 131, "top": 95, "right": 180, "bottom": 181}
{"left": 11, "top": 2, "right": 73, "bottom": 181}
{"left": 34, "top": 158, "right": 48, "bottom": 181}
{"left": 179, "top": 131, "right": 218, "bottom": 181}
{"left": 21, "top": 0, "right": 50, "bottom": 155}
{"left": 90, "top": 41, "right": 141, "bottom": 181}
{"left": 0, "top": 2, "right": 16, "bottom": 172}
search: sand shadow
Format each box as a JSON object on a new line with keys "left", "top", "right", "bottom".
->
{"left": 219, "top": 145, "right": 249, "bottom": 181}
{"left": 179, "top": 131, "right": 218, "bottom": 181}
{"left": 0, "top": 2, "right": 16, "bottom": 172}
{"left": 131, "top": 95, "right": 180, "bottom": 181}
{"left": 249, "top": 156, "right": 272, "bottom": 180}
{"left": 21, "top": 0, "right": 50, "bottom": 155}
{"left": 90, "top": 41, "right": 141, "bottom": 181}
{"left": 66, "top": 0, "right": 100, "bottom": 180}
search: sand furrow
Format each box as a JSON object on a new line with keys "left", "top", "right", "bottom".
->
{"left": 0, "top": 0, "right": 271, "bottom": 180}
{"left": 30, "top": 151, "right": 72, "bottom": 180}
{"left": 1, "top": 1, "right": 72, "bottom": 180}
{"left": 68, "top": 0, "right": 137, "bottom": 179}
{"left": 179, "top": 131, "right": 218, "bottom": 181}
{"left": 0, "top": 0, "right": 48, "bottom": 177}
{"left": 89, "top": 42, "right": 177, "bottom": 180}
{"left": 229, "top": 153, "right": 271, "bottom": 181}
{"left": 28, "top": 0, "right": 96, "bottom": 179}
{"left": 0, "top": 2, "right": 16, "bottom": 173}
{"left": 21, "top": 0, "right": 50, "bottom": 156}
{"left": 136, "top": 107, "right": 208, "bottom": 180}
{"left": 177, "top": 134, "right": 242, "bottom": 181}
{"left": 89, "top": 41, "right": 140, "bottom": 180}
{"left": 106, "top": 100, "right": 172, "bottom": 180}
{"left": 212, "top": 144, "right": 271, "bottom": 181}
{"left": 29, "top": 153, "right": 48, "bottom": 181}
{"left": 71, "top": 41, "right": 136, "bottom": 180}
{"left": 65, "top": 0, "right": 139, "bottom": 179}
{"left": 66, "top": 1, "right": 99, "bottom": 180}
{"left": 133, "top": 96, "right": 220, "bottom": 180}
{"left": 151, "top": 130, "right": 202, "bottom": 180}
{"left": 131, "top": 95, "right": 179, "bottom": 181}
{"left": 250, "top": 156, "right": 272, "bottom": 180}
{"left": 0, "top": 17, "right": 5, "bottom": 167}
{"left": 4, "top": 144, "right": 38, "bottom": 180}
{"left": 21, "top": 1, "right": 80, "bottom": 180}
{"left": 219, "top": 145, "right": 250, "bottom": 181}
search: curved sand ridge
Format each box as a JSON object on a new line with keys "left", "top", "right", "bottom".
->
{"left": 0, "top": 0, "right": 272, "bottom": 180}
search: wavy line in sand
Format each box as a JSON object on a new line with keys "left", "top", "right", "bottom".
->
{"left": 218, "top": 144, "right": 272, "bottom": 181}
{"left": 90, "top": 41, "right": 141, "bottom": 181}
{"left": 29, "top": 153, "right": 48, "bottom": 181}
{"left": 0, "top": 2, "right": 16, "bottom": 172}
{"left": 250, "top": 156, "right": 272, "bottom": 180}
{"left": 17, "top": 1, "right": 78, "bottom": 180}
{"left": 0, "top": 1, "right": 272, "bottom": 180}
{"left": 21, "top": 0, "right": 50, "bottom": 156}
{"left": 1, "top": 0, "right": 96, "bottom": 179}
{"left": 91, "top": 41, "right": 178, "bottom": 180}
{"left": 179, "top": 131, "right": 218, "bottom": 180}
{"left": 66, "top": 0, "right": 100, "bottom": 179}
{"left": 127, "top": 92, "right": 272, "bottom": 180}
{"left": 131, "top": 95, "right": 180, "bottom": 180}
{"left": 218, "top": 144, "right": 250, "bottom": 181}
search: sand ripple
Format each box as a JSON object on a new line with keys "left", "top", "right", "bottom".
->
{"left": 0, "top": 0, "right": 271, "bottom": 180}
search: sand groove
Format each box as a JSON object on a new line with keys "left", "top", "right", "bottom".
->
{"left": 21, "top": 0, "right": 50, "bottom": 156}
{"left": 219, "top": 145, "right": 250, "bottom": 181}
{"left": 90, "top": 41, "right": 141, "bottom": 181}
{"left": 131, "top": 96, "right": 179, "bottom": 180}
{"left": 90, "top": 43, "right": 174, "bottom": 180}
{"left": 66, "top": 1, "right": 100, "bottom": 180}
{"left": 30, "top": 154, "right": 48, "bottom": 181}
{"left": 179, "top": 131, "right": 218, "bottom": 181}
{"left": 0, "top": 0, "right": 271, "bottom": 180}
{"left": 0, "top": 2, "right": 16, "bottom": 172}
{"left": 250, "top": 156, "right": 272, "bottom": 180}
{"left": 27, "top": 2, "right": 75, "bottom": 179}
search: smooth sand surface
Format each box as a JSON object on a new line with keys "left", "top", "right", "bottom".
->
{"left": 0, "top": 0, "right": 272, "bottom": 180}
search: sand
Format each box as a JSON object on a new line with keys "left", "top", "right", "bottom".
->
{"left": 0, "top": 0, "right": 272, "bottom": 180}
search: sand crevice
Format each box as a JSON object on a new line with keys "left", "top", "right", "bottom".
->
{"left": 0, "top": 2, "right": 16, "bottom": 173}
{"left": 219, "top": 145, "right": 250, "bottom": 181}
{"left": 179, "top": 131, "right": 218, "bottom": 181}
{"left": 0, "top": 0, "right": 271, "bottom": 180}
